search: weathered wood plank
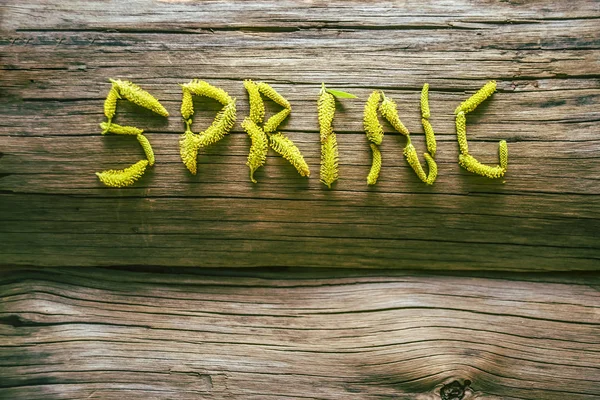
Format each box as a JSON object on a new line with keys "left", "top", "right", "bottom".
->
{"left": 1, "top": 0, "right": 599, "bottom": 269}
{"left": 2, "top": 0, "right": 600, "bottom": 31}
{"left": 1, "top": 3, "right": 599, "bottom": 400}
{"left": 1, "top": 128, "right": 599, "bottom": 269}
{"left": 1, "top": 268, "right": 599, "bottom": 399}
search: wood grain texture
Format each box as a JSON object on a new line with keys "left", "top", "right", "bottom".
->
{"left": 1, "top": 0, "right": 600, "bottom": 269}
{"left": 1, "top": 267, "right": 599, "bottom": 399}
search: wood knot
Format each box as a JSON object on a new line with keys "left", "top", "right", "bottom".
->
{"left": 440, "top": 379, "right": 471, "bottom": 400}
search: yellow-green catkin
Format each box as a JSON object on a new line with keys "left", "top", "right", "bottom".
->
{"left": 422, "top": 118, "right": 436, "bottom": 158}
{"left": 178, "top": 84, "right": 199, "bottom": 175}
{"left": 257, "top": 82, "right": 291, "bottom": 109}
{"left": 241, "top": 81, "right": 308, "bottom": 182}
{"left": 420, "top": 83, "right": 436, "bottom": 158}
{"left": 242, "top": 118, "right": 269, "bottom": 183}
{"left": 137, "top": 134, "right": 155, "bottom": 166}
{"left": 197, "top": 100, "right": 237, "bottom": 147}
{"left": 379, "top": 93, "right": 410, "bottom": 136}
{"left": 407, "top": 83, "right": 438, "bottom": 185}
{"left": 455, "top": 111, "right": 469, "bottom": 155}
{"left": 256, "top": 82, "right": 292, "bottom": 134}
{"left": 244, "top": 80, "right": 265, "bottom": 125}
{"left": 455, "top": 80, "right": 496, "bottom": 114}
{"left": 320, "top": 133, "right": 338, "bottom": 189}
{"left": 499, "top": 140, "right": 508, "bottom": 170}
{"left": 263, "top": 108, "right": 291, "bottom": 134}
{"left": 96, "top": 159, "right": 149, "bottom": 188}
{"left": 318, "top": 85, "right": 335, "bottom": 143}
{"left": 403, "top": 142, "right": 437, "bottom": 185}
{"left": 459, "top": 154, "right": 506, "bottom": 179}
{"left": 364, "top": 91, "right": 384, "bottom": 145}
{"left": 180, "top": 131, "right": 201, "bottom": 175}
{"left": 364, "top": 89, "right": 437, "bottom": 186}
{"left": 404, "top": 143, "right": 427, "bottom": 183}
{"left": 104, "top": 85, "right": 120, "bottom": 121}
{"left": 178, "top": 81, "right": 236, "bottom": 174}
{"left": 423, "top": 153, "right": 437, "bottom": 185}
{"left": 403, "top": 144, "right": 437, "bottom": 185}
{"left": 421, "top": 83, "right": 430, "bottom": 119}
{"left": 318, "top": 84, "right": 339, "bottom": 189}
{"left": 454, "top": 81, "right": 508, "bottom": 178}
{"left": 181, "top": 86, "right": 194, "bottom": 129}
{"left": 109, "top": 79, "right": 169, "bottom": 117}
{"left": 269, "top": 133, "right": 310, "bottom": 177}
{"left": 367, "top": 143, "right": 381, "bottom": 186}
{"left": 100, "top": 122, "right": 143, "bottom": 136}
{"left": 184, "top": 79, "right": 232, "bottom": 105}
{"left": 97, "top": 79, "right": 165, "bottom": 188}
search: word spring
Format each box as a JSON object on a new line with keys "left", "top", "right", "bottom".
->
{"left": 96, "top": 79, "right": 508, "bottom": 188}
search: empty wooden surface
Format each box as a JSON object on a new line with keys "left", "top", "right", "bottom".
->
{"left": 1, "top": 0, "right": 599, "bottom": 270}
{"left": 1, "top": 267, "right": 600, "bottom": 399}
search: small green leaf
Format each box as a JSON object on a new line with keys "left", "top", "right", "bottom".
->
{"left": 326, "top": 89, "right": 357, "bottom": 99}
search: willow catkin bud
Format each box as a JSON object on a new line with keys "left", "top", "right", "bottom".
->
{"left": 263, "top": 108, "right": 290, "bottom": 134}
{"left": 453, "top": 83, "right": 508, "bottom": 179}
{"left": 459, "top": 153, "right": 506, "bottom": 179}
{"left": 257, "top": 82, "right": 291, "bottom": 109}
{"left": 96, "top": 159, "right": 149, "bottom": 188}
{"left": 404, "top": 143, "right": 428, "bottom": 183}
{"left": 184, "top": 79, "right": 232, "bottom": 105}
{"left": 100, "top": 122, "right": 143, "bottom": 136}
{"left": 499, "top": 140, "right": 508, "bottom": 171}
{"left": 318, "top": 86, "right": 336, "bottom": 143}
{"left": 242, "top": 118, "right": 269, "bottom": 183}
{"left": 178, "top": 81, "right": 236, "bottom": 175}
{"left": 110, "top": 79, "right": 169, "bottom": 117}
{"left": 244, "top": 80, "right": 265, "bottom": 125}
{"left": 269, "top": 133, "right": 310, "bottom": 177}
{"left": 379, "top": 94, "right": 409, "bottom": 136}
{"left": 424, "top": 153, "right": 437, "bottom": 185}
{"left": 197, "top": 100, "right": 237, "bottom": 147}
{"left": 367, "top": 143, "right": 382, "bottom": 186}
{"left": 455, "top": 111, "right": 469, "bottom": 155}
{"left": 104, "top": 85, "right": 120, "bottom": 121}
{"left": 421, "top": 83, "right": 430, "bottom": 119}
{"left": 179, "top": 130, "right": 201, "bottom": 175}
{"left": 320, "top": 133, "right": 338, "bottom": 189}
{"left": 364, "top": 91, "right": 384, "bottom": 145}
{"left": 137, "top": 134, "right": 155, "bottom": 166}
{"left": 181, "top": 86, "right": 194, "bottom": 121}
{"left": 455, "top": 81, "right": 496, "bottom": 114}
{"left": 422, "top": 118, "right": 436, "bottom": 158}
{"left": 318, "top": 84, "right": 339, "bottom": 188}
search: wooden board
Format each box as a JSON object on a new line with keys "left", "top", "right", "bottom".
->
{"left": 1, "top": 2, "right": 600, "bottom": 398}
{"left": 1, "top": 0, "right": 600, "bottom": 270}
{"left": 1, "top": 267, "right": 599, "bottom": 399}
